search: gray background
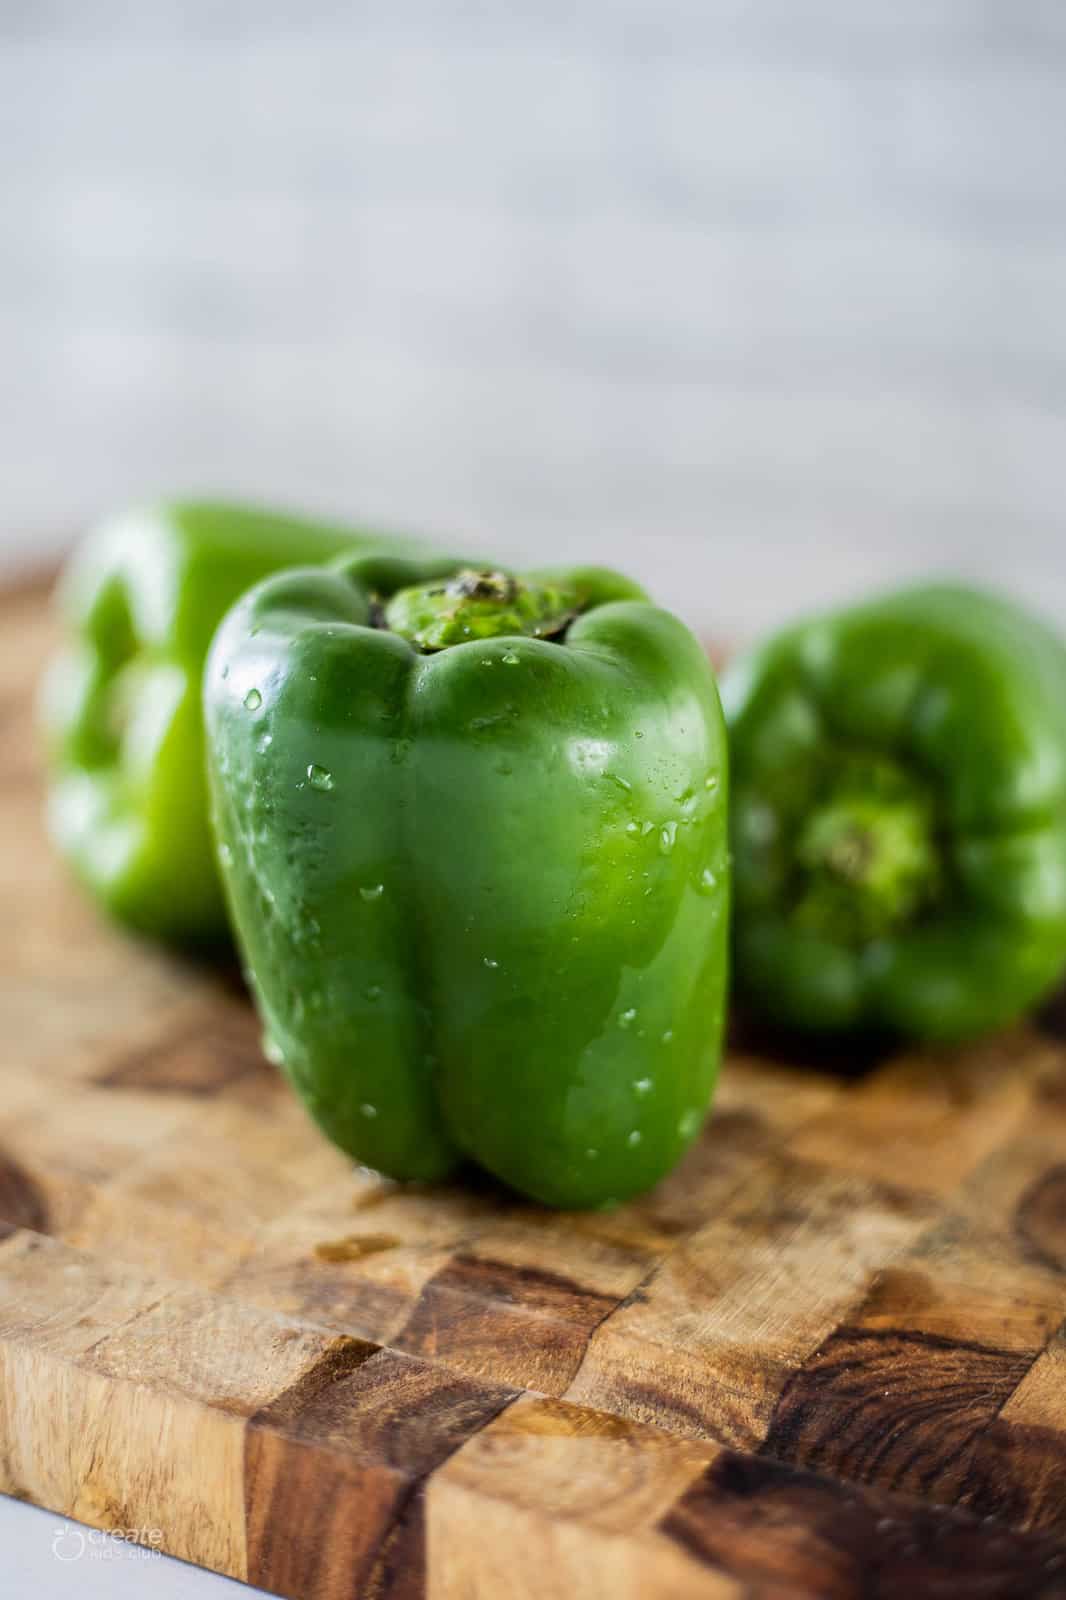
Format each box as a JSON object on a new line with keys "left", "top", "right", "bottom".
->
{"left": 1, "top": 4, "right": 1063, "bottom": 1594}
{"left": 2, "top": 1, "right": 1064, "bottom": 637}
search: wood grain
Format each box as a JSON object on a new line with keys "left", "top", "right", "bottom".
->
{"left": 2, "top": 579, "right": 1066, "bottom": 1597}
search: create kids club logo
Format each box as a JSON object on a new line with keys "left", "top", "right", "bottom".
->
{"left": 52, "top": 1523, "right": 164, "bottom": 1562}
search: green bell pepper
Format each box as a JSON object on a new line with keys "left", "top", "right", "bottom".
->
{"left": 723, "top": 583, "right": 1066, "bottom": 1041}
{"left": 41, "top": 501, "right": 412, "bottom": 944}
{"left": 204, "top": 554, "right": 729, "bottom": 1208}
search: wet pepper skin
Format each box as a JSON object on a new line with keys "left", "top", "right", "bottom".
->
{"left": 723, "top": 584, "right": 1066, "bottom": 1041}
{"left": 41, "top": 502, "right": 412, "bottom": 944}
{"left": 204, "top": 554, "right": 729, "bottom": 1208}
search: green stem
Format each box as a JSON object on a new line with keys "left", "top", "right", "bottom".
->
{"left": 383, "top": 569, "right": 580, "bottom": 652}
{"left": 792, "top": 757, "right": 941, "bottom": 945}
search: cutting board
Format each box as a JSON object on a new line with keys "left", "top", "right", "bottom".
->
{"left": 3, "top": 572, "right": 1066, "bottom": 1600}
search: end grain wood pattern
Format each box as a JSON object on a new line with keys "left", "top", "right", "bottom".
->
{"left": 2, "top": 575, "right": 1066, "bottom": 1599}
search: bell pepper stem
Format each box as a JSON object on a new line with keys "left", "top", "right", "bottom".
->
{"left": 383, "top": 568, "right": 580, "bottom": 651}
{"left": 793, "top": 759, "right": 940, "bottom": 945}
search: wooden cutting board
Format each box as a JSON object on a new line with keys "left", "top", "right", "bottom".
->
{"left": 3, "top": 572, "right": 1066, "bottom": 1600}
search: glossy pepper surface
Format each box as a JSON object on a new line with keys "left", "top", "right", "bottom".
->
{"left": 204, "top": 553, "right": 729, "bottom": 1208}
{"left": 42, "top": 501, "right": 408, "bottom": 943}
{"left": 723, "top": 583, "right": 1066, "bottom": 1041}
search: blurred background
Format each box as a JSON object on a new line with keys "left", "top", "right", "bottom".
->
{"left": 2, "top": 1, "right": 1064, "bottom": 638}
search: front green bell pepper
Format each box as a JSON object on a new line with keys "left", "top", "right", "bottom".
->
{"left": 204, "top": 554, "right": 729, "bottom": 1208}
{"left": 41, "top": 501, "right": 415, "bottom": 944}
{"left": 723, "top": 583, "right": 1066, "bottom": 1041}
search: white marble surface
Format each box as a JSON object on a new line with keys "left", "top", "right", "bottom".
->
{"left": 0, "top": 1496, "right": 260, "bottom": 1598}
{"left": 2, "top": 2, "right": 1064, "bottom": 637}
